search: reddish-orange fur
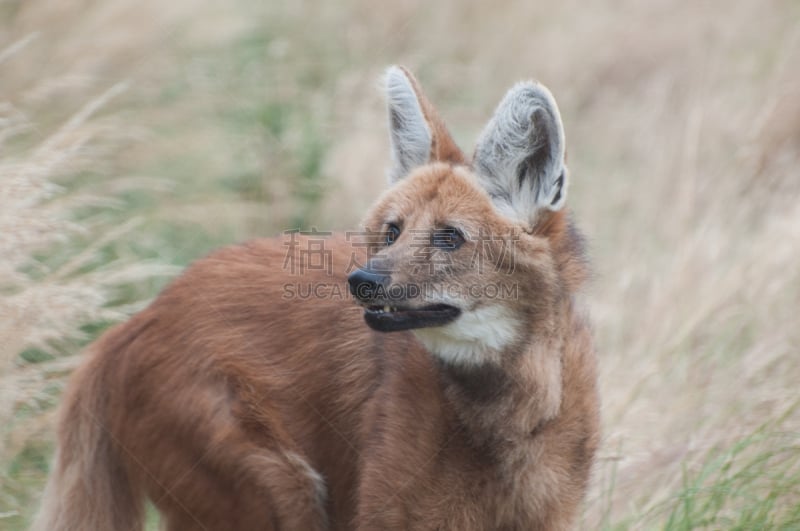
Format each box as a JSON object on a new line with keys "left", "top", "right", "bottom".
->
{"left": 34, "top": 68, "right": 600, "bottom": 531}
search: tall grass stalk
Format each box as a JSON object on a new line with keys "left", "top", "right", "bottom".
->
{"left": 0, "top": 37, "right": 174, "bottom": 521}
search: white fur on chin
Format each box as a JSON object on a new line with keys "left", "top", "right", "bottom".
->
{"left": 413, "top": 305, "right": 519, "bottom": 365}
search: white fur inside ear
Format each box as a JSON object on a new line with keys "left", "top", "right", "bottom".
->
{"left": 385, "top": 66, "right": 432, "bottom": 182}
{"left": 473, "top": 82, "right": 568, "bottom": 225}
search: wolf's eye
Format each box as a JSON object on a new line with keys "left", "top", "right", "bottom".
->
{"left": 432, "top": 227, "right": 466, "bottom": 250}
{"left": 385, "top": 223, "right": 401, "bottom": 246}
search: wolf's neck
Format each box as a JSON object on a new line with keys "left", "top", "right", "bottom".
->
{"left": 430, "top": 323, "right": 566, "bottom": 454}
{"left": 413, "top": 300, "right": 570, "bottom": 447}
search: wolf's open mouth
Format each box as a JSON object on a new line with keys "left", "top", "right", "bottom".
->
{"left": 363, "top": 303, "right": 461, "bottom": 332}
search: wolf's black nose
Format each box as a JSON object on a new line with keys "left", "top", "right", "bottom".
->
{"left": 348, "top": 268, "right": 389, "bottom": 301}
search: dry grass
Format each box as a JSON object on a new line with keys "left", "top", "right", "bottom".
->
{"left": 0, "top": 31, "right": 176, "bottom": 524}
{"left": 2, "top": 0, "right": 799, "bottom": 528}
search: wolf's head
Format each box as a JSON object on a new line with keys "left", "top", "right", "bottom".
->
{"left": 348, "top": 66, "right": 586, "bottom": 365}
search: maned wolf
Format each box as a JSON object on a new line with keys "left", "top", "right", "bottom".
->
{"left": 34, "top": 66, "right": 600, "bottom": 530}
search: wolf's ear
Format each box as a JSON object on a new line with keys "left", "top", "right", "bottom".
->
{"left": 473, "top": 82, "right": 568, "bottom": 226}
{"left": 384, "top": 66, "right": 464, "bottom": 183}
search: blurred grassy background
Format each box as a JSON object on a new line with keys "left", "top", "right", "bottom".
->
{"left": 2, "top": 0, "right": 799, "bottom": 529}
